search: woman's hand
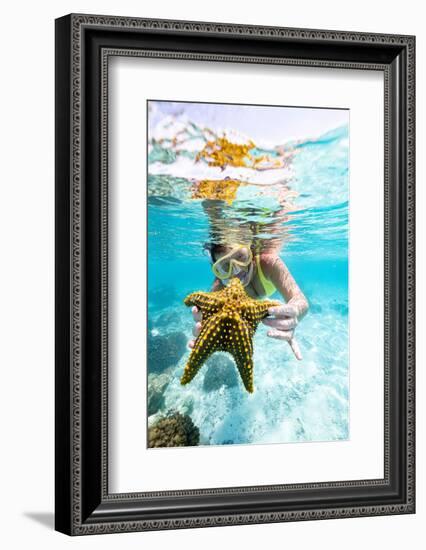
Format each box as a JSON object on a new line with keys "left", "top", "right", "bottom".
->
{"left": 262, "top": 303, "right": 302, "bottom": 360}
{"left": 188, "top": 306, "right": 202, "bottom": 349}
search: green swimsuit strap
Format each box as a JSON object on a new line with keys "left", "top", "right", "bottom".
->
{"left": 255, "top": 254, "right": 276, "bottom": 297}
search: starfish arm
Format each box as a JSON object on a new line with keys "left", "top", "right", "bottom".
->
{"left": 242, "top": 299, "right": 281, "bottom": 324}
{"left": 261, "top": 299, "right": 283, "bottom": 310}
{"left": 222, "top": 316, "right": 255, "bottom": 393}
{"left": 184, "top": 291, "right": 224, "bottom": 321}
{"left": 183, "top": 291, "right": 214, "bottom": 308}
{"left": 180, "top": 315, "right": 221, "bottom": 385}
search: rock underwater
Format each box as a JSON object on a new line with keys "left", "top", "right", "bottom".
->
{"left": 148, "top": 331, "right": 187, "bottom": 374}
{"left": 181, "top": 278, "right": 280, "bottom": 393}
{"left": 203, "top": 354, "right": 239, "bottom": 392}
{"left": 147, "top": 372, "right": 171, "bottom": 416}
{"left": 148, "top": 284, "right": 179, "bottom": 310}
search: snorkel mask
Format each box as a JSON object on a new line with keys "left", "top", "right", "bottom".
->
{"left": 211, "top": 245, "right": 253, "bottom": 286}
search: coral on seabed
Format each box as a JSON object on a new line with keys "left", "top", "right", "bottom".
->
{"left": 148, "top": 412, "right": 200, "bottom": 448}
{"left": 148, "top": 331, "right": 187, "bottom": 374}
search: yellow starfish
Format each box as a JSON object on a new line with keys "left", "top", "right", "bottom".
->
{"left": 195, "top": 136, "right": 255, "bottom": 168}
{"left": 191, "top": 178, "right": 244, "bottom": 205}
{"left": 181, "top": 278, "right": 280, "bottom": 393}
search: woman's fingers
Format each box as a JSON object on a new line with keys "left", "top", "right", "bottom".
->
{"left": 268, "top": 304, "right": 298, "bottom": 319}
{"left": 262, "top": 317, "right": 298, "bottom": 330}
{"left": 267, "top": 329, "right": 303, "bottom": 360}
{"left": 289, "top": 338, "right": 302, "bottom": 361}
{"left": 192, "top": 306, "right": 202, "bottom": 323}
{"left": 192, "top": 321, "right": 202, "bottom": 337}
{"left": 189, "top": 309, "right": 202, "bottom": 348}
{"left": 267, "top": 328, "right": 293, "bottom": 341}
{"left": 265, "top": 303, "right": 302, "bottom": 359}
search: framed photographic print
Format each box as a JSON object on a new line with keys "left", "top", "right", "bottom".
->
{"left": 55, "top": 14, "right": 415, "bottom": 535}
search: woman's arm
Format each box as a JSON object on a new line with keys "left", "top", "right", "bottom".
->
{"left": 260, "top": 254, "right": 308, "bottom": 360}
{"left": 211, "top": 277, "right": 224, "bottom": 291}
{"left": 261, "top": 254, "right": 309, "bottom": 318}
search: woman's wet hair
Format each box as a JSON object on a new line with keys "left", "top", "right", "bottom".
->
{"left": 203, "top": 242, "right": 252, "bottom": 262}
{"left": 203, "top": 243, "right": 229, "bottom": 262}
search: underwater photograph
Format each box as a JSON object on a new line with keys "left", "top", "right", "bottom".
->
{"left": 147, "top": 100, "right": 349, "bottom": 449}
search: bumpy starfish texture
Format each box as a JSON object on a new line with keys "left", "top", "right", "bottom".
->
{"left": 181, "top": 278, "right": 280, "bottom": 393}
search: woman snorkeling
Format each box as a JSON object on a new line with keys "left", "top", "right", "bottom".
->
{"left": 186, "top": 131, "right": 308, "bottom": 361}
{"left": 188, "top": 240, "right": 309, "bottom": 360}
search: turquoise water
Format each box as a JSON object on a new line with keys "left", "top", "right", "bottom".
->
{"left": 147, "top": 106, "right": 349, "bottom": 446}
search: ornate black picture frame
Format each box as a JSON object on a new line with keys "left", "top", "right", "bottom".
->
{"left": 55, "top": 14, "right": 415, "bottom": 535}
